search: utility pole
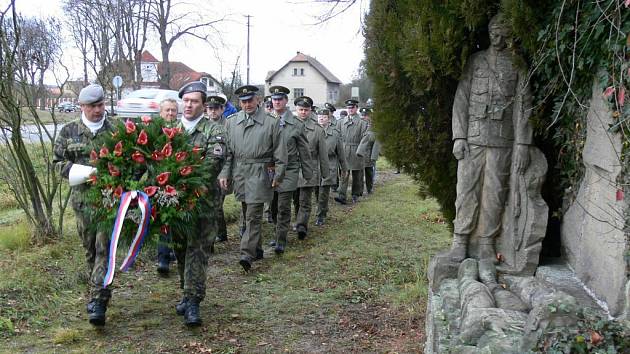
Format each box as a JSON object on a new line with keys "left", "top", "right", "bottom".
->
{"left": 245, "top": 15, "right": 251, "bottom": 84}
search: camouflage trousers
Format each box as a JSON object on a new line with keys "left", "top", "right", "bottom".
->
{"left": 315, "top": 185, "right": 331, "bottom": 219}
{"left": 172, "top": 201, "right": 216, "bottom": 301}
{"left": 272, "top": 190, "right": 295, "bottom": 247}
{"left": 75, "top": 207, "right": 111, "bottom": 302}
{"left": 296, "top": 186, "right": 314, "bottom": 229}
{"left": 338, "top": 169, "right": 364, "bottom": 200}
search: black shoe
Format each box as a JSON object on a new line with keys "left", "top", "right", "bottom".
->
{"left": 269, "top": 240, "right": 276, "bottom": 247}
{"left": 296, "top": 225, "right": 307, "bottom": 240}
{"left": 352, "top": 195, "right": 359, "bottom": 204}
{"left": 334, "top": 196, "right": 347, "bottom": 205}
{"left": 157, "top": 259, "right": 170, "bottom": 275}
{"left": 215, "top": 234, "right": 227, "bottom": 242}
{"left": 87, "top": 299, "right": 107, "bottom": 326}
{"left": 315, "top": 217, "right": 325, "bottom": 226}
{"left": 184, "top": 299, "right": 202, "bottom": 327}
{"left": 255, "top": 248, "right": 264, "bottom": 261}
{"left": 239, "top": 227, "right": 246, "bottom": 238}
{"left": 239, "top": 257, "right": 252, "bottom": 272}
{"left": 175, "top": 297, "right": 189, "bottom": 316}
{"left": 274, "top": 244, "right": 285, "bottom": 255}
{"left": 267, "top": 215, "right": 274, "bottom": 223}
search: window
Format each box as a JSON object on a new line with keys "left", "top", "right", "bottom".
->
{"left": 300, "top": 68, "right": 304, "bottom": 76}
{"left": 293, "top": 68, "right": 298, "bottom": 76}
{"left": 293, "top": 68, "right": 305, "bottom": 76}
{"left": 293, "top": 88, "right": 304, "bottom": 99}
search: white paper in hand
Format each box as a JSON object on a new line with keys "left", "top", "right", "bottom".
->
{"left": 69, "top": 164, "right": 97, "bottom": 186}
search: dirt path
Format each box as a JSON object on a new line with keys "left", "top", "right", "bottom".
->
{"left": 2, "top": 170, "right": 451, "bottom": 353}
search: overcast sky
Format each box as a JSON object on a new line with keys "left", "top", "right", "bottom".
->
{"left": 8, "top": 0, "right": 367, "bottom": 85}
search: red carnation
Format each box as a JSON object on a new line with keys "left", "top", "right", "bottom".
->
{"left": 131, "top": 151, "right": 145, "bottom": 163}
{"left": 141, "top": 115, "right": 152, "bottom": 124}
{"left": 89, "top": 175, "right": 97, "bottom": 185}
{"left": 162, "top": 127, "right": 177, "bottom": 139}
{"left": 192, "top": 146, "right": 202, "bottom": 154}
{"left": 125, "top": 119, "right": 136, "bottom": 134}
{"left": 107, "top": 162, "right": 120, "bottom": 177}
{"left": 137, "top": 129, "right": 148, "bottom": 145}
{"left": 156, "top": 172, "right": 170, "bottom": 185}
{"left": 161, "top": 142, "right": 173, "bottom": 157}
{"left": 164, "top": 185, "right": 177, "bottom": 196}
{"left": 113, "top": 185, "right": 123, "bottom": 198}
{"left": 144, "top": 185, "right": 158, "bottom": 197}
{"left": 161, "top": 224, "right": 169, "bottom": 235}
{"left": 114, "top": 141, "right": 123, "bottom": 157}
{"left": 90, "top": 150, "right": 98, "bottom": 162}
{"left": 175, "top": 151, "right": 188, "bottom": 162}
{"left": 179, "top": 166, "right": 193, "bottom": 176}
{"left": 152, "top": 151, "right": 164, "bottom": 161}
{"left": 99, "top": 146, "right": 109, "bottom": 157}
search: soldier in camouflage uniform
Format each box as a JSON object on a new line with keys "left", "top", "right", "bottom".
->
{"left": 267, "top": 86, "right": 313, "bottom": 254}
{"left": 316, "top": 108, "right": 348, "bottom": 226}
{"left": 219, "top": 85, "right": 287, "bottom": 272}
{"left": 172, "top": 82, "right": 227, "bottom": 327}
{"left": 294, "top": 97, "right": 329, "bottom": 239}
{"left": 52, "top": 84, "right": 113, "bottom": 326}
{"left": 335, "top": 99, "right": 368, "bottom": 204}
{"left": 206, "top": 94, "right": 229, "bottom": 243}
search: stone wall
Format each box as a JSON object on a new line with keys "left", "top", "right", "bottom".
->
{"left": 561, "top": 79, "right": 629, "bottom": 316}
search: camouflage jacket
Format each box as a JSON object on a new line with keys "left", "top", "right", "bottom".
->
{"left": 52, "top": 118, "right": 114, "bottom": 208}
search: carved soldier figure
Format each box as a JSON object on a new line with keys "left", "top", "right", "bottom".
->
{"left": 446, "top": 13, "right": 533, "bottom": 262}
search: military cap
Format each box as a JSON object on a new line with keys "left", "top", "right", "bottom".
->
{"left": 312, "top": 105, "right": 318, "bottom": 111}
{"left": 263, "top": 95, "right": 271, "bottom": 103}
{"left": 294, "top": 96, "right": 313, "bottom": 107}
{"left": 206, "top": 95, "right": 226, "bottom": 108}
{"left": 234, "top": 85, "right": 259, "bottom": 100}
{"left": 269, "top": 85, "right": 290, "bottom": 99}
{"left": 345, "top": 99, "right": 359, "bottom": 107}
{"left": 324, "top": 102, "right": 336, "bottom": 112}
{"left": 316, "top": 108, "right": 330, "bottom": 115}
{"left": 359, "top": 107, "right": 372, "bottom": 116}
{"left": 78, "top": 84, "right": 105, "bottom": 104}
{"left": 179, "top": 81, "right": 208, "bottom": 101}
{"left": 340, "top": 110, "right": 348, "bottom": 117}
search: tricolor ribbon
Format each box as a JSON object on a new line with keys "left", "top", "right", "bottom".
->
{"left": 103, "top": 191, "right": 152, "bottom": 288}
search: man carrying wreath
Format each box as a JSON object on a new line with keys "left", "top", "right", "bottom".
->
{"left": 172, "top": 81, "right": 227, "bottom": 327}
{"left": 53, "top": 84, "right": 114, "bottom": 326}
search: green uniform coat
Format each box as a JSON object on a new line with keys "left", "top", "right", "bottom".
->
{"left": 339, "top": 113, "right": 368, "bottom": 170}
{"left": 321, "top": 124, "right": 348, "bottom": 186}
{"left": 298, "top": 117, "right": 329, "bottom": 188}
{"left": 220, "top": 107, "right": 287, "bottom": 203}
{"left": 276, "top": 110, "right": 313, "bottom": 193}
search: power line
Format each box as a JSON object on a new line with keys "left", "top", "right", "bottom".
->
{"left": 245, "top": 15, "right": 251, "bottom": 85}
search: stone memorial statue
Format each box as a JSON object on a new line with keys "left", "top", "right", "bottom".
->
{"left": 440, "top": 12, "right": 547, "bottom": 272}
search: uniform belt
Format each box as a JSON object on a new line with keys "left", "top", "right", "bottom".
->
{"left": 239, "top": 157, "right": 273, "bottom": 164}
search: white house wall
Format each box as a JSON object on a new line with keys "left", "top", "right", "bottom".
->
{"left": 267, "top": 62, "right": 330, "bottom": 108}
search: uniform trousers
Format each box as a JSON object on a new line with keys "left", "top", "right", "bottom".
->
{"left": 364, "top": 166, "right": 375, "bottom": 194}
{"left": 172, "top": 199, "right": 215, "bottom": 301}
{"left": 338, "top": 169, "right": 364, "bottom": 200}
{"left": 272, "top": 191, "right": 294, "bottom": 247}
{"left": 75, "top": 205, "right": 111, "bottom": 302}
{"left": 296, "top": 186, "right": 314, "bottom": 229}
{"left": 453, "top": 145, "right": 512, "bottom": 240}
{"left": 316, "top": 185, "right": 331, "bottom": 219}
{"left": 240, "top": 202, "right": 264, "bottom": 261}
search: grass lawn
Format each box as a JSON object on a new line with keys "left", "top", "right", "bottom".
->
{"left": 0, "top": 166, "right": 450, "bottom": 353}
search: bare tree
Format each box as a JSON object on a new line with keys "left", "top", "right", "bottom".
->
{"left": 146, "top": 0, "right": 225, "bottom": 89}
{"left": 0, "top": 1, "right": 69, "bottom": 242}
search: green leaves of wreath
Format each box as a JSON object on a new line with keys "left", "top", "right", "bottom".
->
{"left": 85, "top": 116, "right": 212, "bottom": 243}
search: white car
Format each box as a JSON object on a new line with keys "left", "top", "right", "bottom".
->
{"left": 116, "top": 89, "right": 183, "bottom": 118}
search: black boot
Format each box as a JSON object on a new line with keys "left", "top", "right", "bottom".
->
{"left": 87, "top": 299, "right": 107, "bottom": 326}
{"left": 239, "top": 256, "right": 252, "bottom": 272}
{"left": 296, "top": 225, "right": 307, "bottom": 240}
{"left": 215, "top": 234, "right": 228, "bottom": 242}
{"left": 184, "top": 298, "right": 202, "bottom": 327}
{"left": 315, "top": 217, "right": 325, "bottom": 226}
{"left": 175, "top": 296, "right": 189, "bottom": 316}
{"left": 255, "top": 248, "right": 264, "bottom": 261}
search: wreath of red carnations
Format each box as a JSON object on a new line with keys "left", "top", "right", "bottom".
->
{"left": 85, "top": 115, "right": 211, "bottom": 242}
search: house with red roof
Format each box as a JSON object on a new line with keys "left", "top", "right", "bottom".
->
{"left": 265, "top": 51, "right": 341, "bottom": 108}
{"left": 139, "top": 50, "right": 221, "bottom": 93}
